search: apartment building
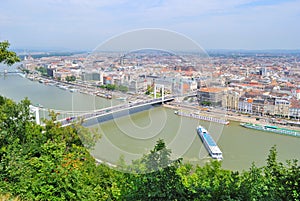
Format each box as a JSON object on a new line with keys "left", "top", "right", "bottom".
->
{"left": 225, "top": 90, "right": 240, "bottom": 111}
{"left": 197, "top": 87, "right": 227, "bottom": 107}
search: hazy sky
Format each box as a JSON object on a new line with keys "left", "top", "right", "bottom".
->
{"left": 0, "top": 0, "right": 299, "bottom": 50}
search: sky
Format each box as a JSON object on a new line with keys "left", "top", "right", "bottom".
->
{"left": 0, "top": 0, "right": 300, "bottom": 51}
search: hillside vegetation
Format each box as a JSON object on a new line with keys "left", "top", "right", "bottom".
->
{"left": 0, "top": 96, "right": 299, "bottom": 200}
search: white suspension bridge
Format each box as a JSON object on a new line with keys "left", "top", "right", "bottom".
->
{"left": 29, "top": 96, "right": 177, "bottom": 127}
{"left": 29, "top": 80, "right": 197, "bottom": 128}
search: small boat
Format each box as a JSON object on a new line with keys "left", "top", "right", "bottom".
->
{"left": 34, "top": 103, "right": 44, "bottom": 108}
{"left": 240, "top": 122, "right": 300, "bottom": 138}
{"left": 57, "top": 85, "right": 68, "bottom": 90}
{"left": 17, "top": 73, "right": 26, "bottom": 78}
{"left": 47, "top": 82, "right": 56, "bottom": 86}
{"left": 105, "top": 94, "right": 112, "bottom": 99}
{"left": 116, "top": 97, "right": 127, "bottom": 101}
{"left": 69, "top": 88, "right": 78, "bottom": 93}
{"left": 196, "top": 125, "right": 223, "bottom": 160}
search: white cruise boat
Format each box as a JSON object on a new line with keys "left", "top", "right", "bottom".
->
{"left": 196, "top": 125, "right": 223, "bottom": 160}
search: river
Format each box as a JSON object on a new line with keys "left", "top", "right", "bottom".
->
{"left": 1, "top": 64, "right": 300, "bottom": 171}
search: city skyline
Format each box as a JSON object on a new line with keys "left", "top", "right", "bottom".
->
{"left": 0, "top": 0, "right": 300, "bottom": 51}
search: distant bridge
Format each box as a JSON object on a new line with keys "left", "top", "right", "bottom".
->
{"left": 0, "top": 70, "right": 25, "bottom": 76}
{"left": 0, "top": 70, "right": 17, "bottom": 74}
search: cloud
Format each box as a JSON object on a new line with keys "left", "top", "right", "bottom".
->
{"left": 0, "top": 0, "right": 299, "bottom": 49}
{"left": 180, "top": 0, "right": 300, "bottom": 49}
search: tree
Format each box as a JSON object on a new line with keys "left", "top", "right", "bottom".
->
{"left": 36, "top": 66, "right": 47, "bottom": 76}
{"left": 201, "top": 101, "right": 212, "bottom": 106}
{"left": 116, "top": 85, "right": 128, "bottom": 93}
{"left": 66, "top": 75, "right": 76, "bottom": 82}
{"left": 1, "top": 96, "right": 300, "bottom": 200}
{"left": 0, "top": 41, "right": 20, "bottom": 66}
{"left": 105, "top": 84, "right": 116, "bottom": 91}
{"left": 0, "top": 97, "right": 107, "bottom": 200}
{"left": 239, "top": 163, "right": 266, "bottom": 200}
{"left": 143, "top": 139, "right": 172, "bottom": 171}
{"left": 120, "top": 139, "right": 187, "bottom": 200}
{"left": 178, "top": 161, "right": 243, "bottom": 200}
{"left": 145, "top": 85, "right": 153, "bottom": 95}
{"left": 239, "top": 146, "right": 300, "bottom": 201}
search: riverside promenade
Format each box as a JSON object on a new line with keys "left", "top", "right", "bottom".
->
{"left": 164, "top": 103, "right": 271, "bottom": 125}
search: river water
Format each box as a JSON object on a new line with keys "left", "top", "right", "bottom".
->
{"left": 1, "top": 65, "right": 299, "bottom": 171}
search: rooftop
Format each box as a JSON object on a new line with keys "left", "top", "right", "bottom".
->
{"left": 199, "top": 87, "right": 226, "bottom": 93}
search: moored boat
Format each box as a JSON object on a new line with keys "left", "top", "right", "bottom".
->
{"left": 57, "top": 85, "right": 68, "bottom": 90}
{"left": 69, "top": 88, "right": 78, "bottom": 93}
{"left": 116, "top": 97, "right": 127, "bottom": 101}
{"left": 33, "top": 103, "right": 44, "bottom": 108}
{"left": 196, "top": 125, "right": 223, "bottom": 160}
{"left": 175, "top": 111, "right": 229, "bottom": 125}
{"left": 240, "top": 122, "right": 300, "bottom": 138}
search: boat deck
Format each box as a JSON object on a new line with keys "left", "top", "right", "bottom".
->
{"left": 240, "top": 122, "right": 300, "bottom": 137}
{"left": 203, "top": 133, "right": 217, "bottom": 146}
{"left": 197, "top": 126, "right": 223, "bottom": 159}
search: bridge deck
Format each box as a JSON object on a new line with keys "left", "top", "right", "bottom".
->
{"left": 59, "top": 97, "right": 175, "bottom": 127}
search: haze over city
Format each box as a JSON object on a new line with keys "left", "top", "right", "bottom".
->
{"left": 1, "top": 0, "right": 300, "bottom": 51}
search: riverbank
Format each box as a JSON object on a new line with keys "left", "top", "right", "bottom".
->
{"left": 1, "top": 72, "right": 300, "bottom": 171}
{"left": 163, "top": 103, "right": 259, "bottom": 123}
{"left": 163, "top": 103, "right": 300, "bottom": 131}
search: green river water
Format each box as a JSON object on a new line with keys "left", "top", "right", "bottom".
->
{"left": 1, "top": 67, "right": 299, "bottom": 171}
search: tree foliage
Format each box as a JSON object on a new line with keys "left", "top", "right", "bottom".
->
{"left": 116, "top": 85, "right": 128, "bottom": 93}
{"left": 0, "top": 41, "right": 20, "bottom": 66}
{"left": 201, "top": 100, "right": 212, "bottom": 106}
{"left": 119, "top": 139, "right": 186, "bottom": 201}
{"left": 99, "top": 84, "right": 128, "bottom": 92}
{"left": 66, "top": 75, "right": 76, "bottom": 82}
{"left": 0, "top": 96, "right": 108, "bottom": 200}
{"left": 36, "top": 66, "right": 47, "bottom": 76}
{"left": 0, "top": 96, "right": 299, "bottom": 200}
{"left": 145, "top": 85, "right": 153, "bottom": 95}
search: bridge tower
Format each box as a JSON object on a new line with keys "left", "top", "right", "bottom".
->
{"left": 162, "top": 85, "right": 164, "bottom": 102}
{"left": 29, "top": 105, "right": 40, "bottom": 125}
{"left": 153, "top": 84, "right": 164, "bottom": 102}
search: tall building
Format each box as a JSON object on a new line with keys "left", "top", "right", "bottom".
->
{"left": 252, "top": 99, "right": 265, "bottom": 115}
{"left": 197, "top": 87, "right": 227, "bottom": 107}
{"left": 238, "top": 97, "right": 253, "bottom": 114}
{"left": 264, "top": 97, "right": 276, "bottom": 116}
{"left": 259, "top": 67, "right": 267, "bottom": 76}
{"left": 274, "top": 98, "right": 290, "bottom": 117}
{"left": 82, "top": 72, "right": 101, "bottom": 81}
{"left": 99, "top": 71, "right": 104, "bottom": 84}
{"left": 225, "top": 90, "right": 240, "bottom": 111}
{"left": 289, "top": 98, "right": 300, "bottom": 119}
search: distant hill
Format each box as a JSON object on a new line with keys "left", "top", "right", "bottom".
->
{"left": 207, "top": 49, "right": 300, "bottom": 57}
{"left": 15, "top": 51, "right": 88, "bottom": 60}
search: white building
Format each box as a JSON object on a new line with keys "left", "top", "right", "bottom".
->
{"left": 238, "top": 97, "right": 253, "bottom": 114}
